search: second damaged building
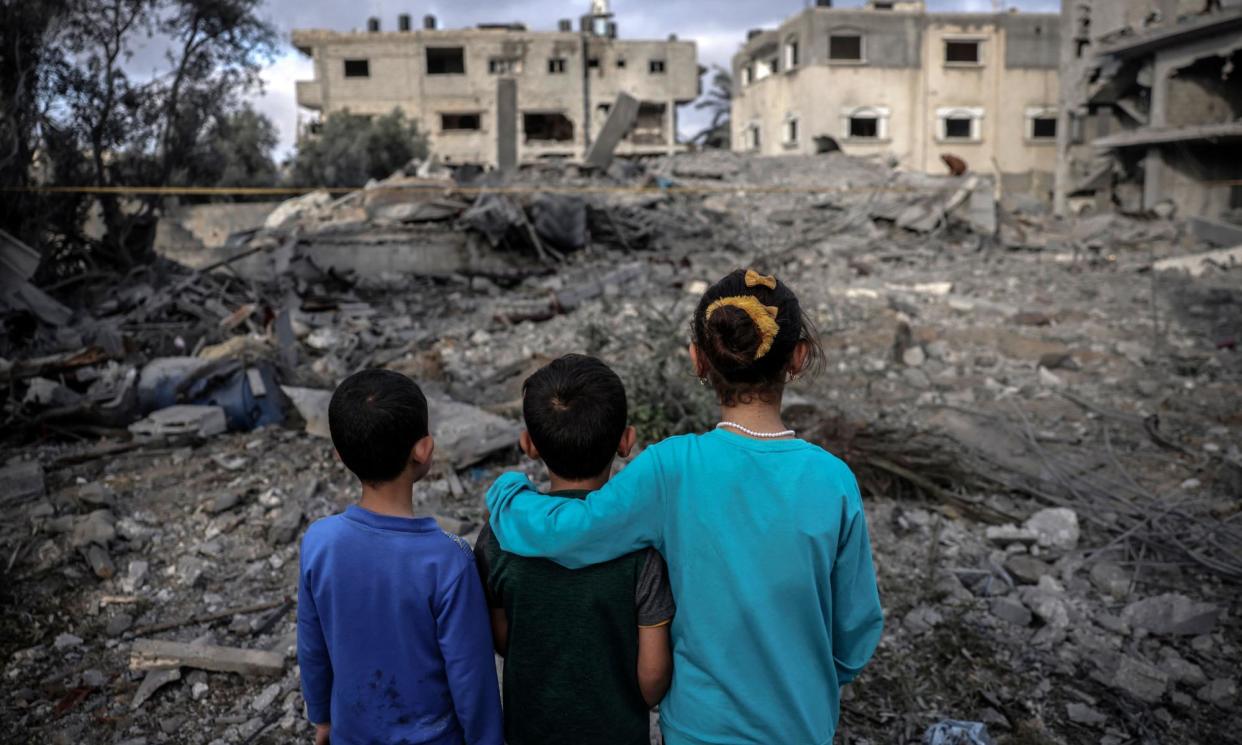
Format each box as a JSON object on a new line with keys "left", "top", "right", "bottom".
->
{"left": 730, "top": 0, "right": 1061, "bottom": 196}
{"left": 291, "top": 1, "right": 698, "bottom": 169}
{"left": 1055, "top": 0, "right": 1242, "bottom": 220}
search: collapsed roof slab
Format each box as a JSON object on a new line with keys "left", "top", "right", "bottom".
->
{"left": 1095, "top": 10, "right": 1242, "bottom": 60}
{"left": 1092, "top": 121, "right": 1242, "bottom": 148}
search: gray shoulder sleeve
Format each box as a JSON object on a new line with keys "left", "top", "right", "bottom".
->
{"left": 635, "top": 548, "right": 675, "bottom": 627}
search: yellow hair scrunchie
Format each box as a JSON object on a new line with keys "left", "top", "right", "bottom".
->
{"left": 705, "top": 295, "right": 781, "bottom": 360}
{"left": 744, "top": 269, "right": 777, "bottom": 290}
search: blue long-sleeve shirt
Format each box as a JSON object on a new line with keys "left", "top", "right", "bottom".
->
{"left": 487, "top": 429, "right": 883, "bottom": 745}
{"left": 298, "top": 506, "right": 503, "bottom": 745}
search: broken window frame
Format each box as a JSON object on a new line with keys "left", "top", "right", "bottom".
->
{"left": 426, "top": 47, "right": 465, "bottom": 75}
{"left": 745, "top": 124, "right": 761, "bottom": 151}
{"left": 648, "top": 59, "right": 666, "bottom": 74}
{"left": 548, "top": 57, "right": 567, "bottom": 74}
{"left": 1025, "top": 107, "right": 1058, "bottom": 141}
{"left": 937, "top": 107, "right": 983, "bottom": 142}
{"left": 828, "top": 33, "right": 864, "bottom": 63}
{"left": 783, "top": 117, "right": 799, "bottom": 147}
{"left": 944, "top": 39, "right": 983, "bottom": 66}
{"left": 784, "top": 37, "right": 800, "bottom": 70}
{"left": 843, "top": 105, "right": 890, "bottom": 141}
{"left": 488, "top": 58, "right": 523, "bottom": 75}
{"left": 440, "top": 112, "right": 482, "bottom": 132}
{"left": 522, "top": 111, "right": 575, "bottom": 144}
{"left": 343, "top": 59, "right": 370, "bottom": 78}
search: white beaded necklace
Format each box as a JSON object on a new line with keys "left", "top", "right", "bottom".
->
{"left": 716, "top": 421, "right": 796, "bottom": 439}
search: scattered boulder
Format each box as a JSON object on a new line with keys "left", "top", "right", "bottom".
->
{"left": 1088, "top": 561, "right": 1130, "bottom": 599}
{"left": 1023, "top": 508, "right": 1079, "bottom": 551}
{"left": 1121, "top": 593, "right": 1219, "bottom": 636}
{"left": 989, "top": 596, "right": 1032, "bottom": 627}
{"left": 1065, "top": 702, "right": 1107, "bottom": 727}
{"left": 1106, "top": 655, "right": 1168, "bottom": 703}
{"left": 1004, "top": 554, "right": 1051, "bottom": 585}
{"left": 1196, "top": 678, "right": 1237, "bottom": 707}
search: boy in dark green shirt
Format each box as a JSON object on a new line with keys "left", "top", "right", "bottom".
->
{"left": 476, "top": 354, "right": 674, "bottom": 745}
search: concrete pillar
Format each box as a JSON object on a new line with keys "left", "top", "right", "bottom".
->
{"left": 497, "top": 78, "right": 518, "bottom": 172}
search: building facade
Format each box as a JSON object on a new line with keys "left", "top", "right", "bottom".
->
{"left": 731, "top": 0, "right": 1061, "bottom": 196}
{"left": 1054, "top": 0, "right": 1242, "bottom": 219}
{"left": 293, "top": 7, "right": 698, "bottom": 168}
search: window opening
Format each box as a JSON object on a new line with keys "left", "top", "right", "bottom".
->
{"left": 649, "top": 59, "right": 666, "bottom": 74}
{"left": 488, "top": 58, "right": 522, "bottom": 75}
{"left": 944, "top": 117, "right": 973, "bottom": 139}
{"left": 441, "top": 113, "right": 481, "bottom": 131}
{"left": 523, "top": 112, "right": 574, "bottom": 142}
{"left": 343, "top": 59, "right": 369, "bottom": 77}
{"left": 849, "top": 116, "right": 879, "bottom": 138}
{"left": 548, "top": 57, "right": 567, "bottom": 74}
{"left": 945, "top": 41, "right": 980, "bottom": 64}
{"left": 1032, "top": 117, "right": 1057, "bottom": 139}
{"left": 829, "top": 34, "right": 863, "bottom": 61}
{"left": 426, "top": 47, "right": 465, "bottom": 74}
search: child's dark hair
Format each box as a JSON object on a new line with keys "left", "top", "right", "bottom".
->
{"left": 328, "top": 369, "right": 429, "bottom": 484}
{"left": 692, "top": 268, "right": 823, "bottom": 406}
{"left": 522, "top": 354, "right": 627, "bottom": 481}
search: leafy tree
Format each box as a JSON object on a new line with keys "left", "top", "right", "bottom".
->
{"left": 192, "top": 104, "right": 280, "bottom": 189}
{"left": 37, "top": 0, "right": 277, "bottom": 268}
{"left": 290, "top": 109, "right": 430, "bottom": 188}
{"left": 691, "top": 65, "right": 733, "bottom": 149}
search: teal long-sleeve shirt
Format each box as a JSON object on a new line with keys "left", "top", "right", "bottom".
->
{"left": 486, "top": 429, "right": 884, "bottom": 745}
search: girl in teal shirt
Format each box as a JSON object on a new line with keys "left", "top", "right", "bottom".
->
{"left": 487, "top": 268, "right": 883, "bottom": 745}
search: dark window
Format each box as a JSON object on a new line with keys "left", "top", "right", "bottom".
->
{"left": 588, "top": 57, "right": 600, "bottom": 69}
{"left": 441, "top": 113, "right": 481, "bottom": 131}
{"left": 944, "top": 117, "right": 973, "bottom": 139}
{"left": 523, "top": 112, "right": 574, "bottom": 142}
{"left": 426, "top": 47, "right": 465, "bottom": 74}
{"left": 343, "top": 59, "right": 370, "bottom": 77}
{"left": 874, "top": 1, "right": 894, "bottom": 8}
{"left": 1230, "top": 185, "right": 1242, "bottom": 210}
{"left": 945, "top": 41, "right": 980, "bottom": 64}
{"left": 787, "top": 40, "right": 799, "bottom": 68}
{"left": 488, "top": 58, "right": 521, "bottom": 75}
{"left": 829, "top": 34, "right": 862, "bottom": 61}
{"left": 785, "top": 119, "right": 798, "bottom": 144}
{"left": 649, "top": 59, "right": 666, "bottom": 74}
{"left": 548, "top": 57, "right": 566, "bottom": 74}
{"left": 616, "top": 57, "right": 626, "bottom": 68}
{"left": 849, "top": 116, "right": 878, "bottom": 138}
{"left": 1032, "top": 117, "right": 1057, "bottom": 139}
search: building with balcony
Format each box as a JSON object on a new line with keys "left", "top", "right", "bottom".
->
{"left": 731, "top": 0, "right": 1061, "bottom": 196}
{"left": 292, "top": 3, "right": 698, "bottom": 169}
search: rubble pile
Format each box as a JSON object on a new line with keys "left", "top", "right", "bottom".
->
{"left": 2, "top": 150, "right": 1240, "bottom": 743}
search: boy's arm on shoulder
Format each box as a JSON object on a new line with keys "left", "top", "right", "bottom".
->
{"left": 473, "top": 525, "right": 509, "bottom": 656}
{"left": 485, "top": 447, "right": 667, "bottom": 568}
{"left": 436, "top": 559, "right": 504, "bottom": 745}
{"left": 830, "top": 479, "right": 884, "bottom": 685}
{"left": 636, "top": 548, "right": 675, "bottom": 708}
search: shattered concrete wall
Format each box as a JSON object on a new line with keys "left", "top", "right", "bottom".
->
{"left": 292, "top": 21, "right": 697, "bottom": 168}
{"left": 153, "top": 203, "right": 280, "bottom": 269}
{"left": 1054, "top": 0, "right": 1242, "bottom": 219}
{"left": 731, "top": 6, "right": 1060, "bottom": 196}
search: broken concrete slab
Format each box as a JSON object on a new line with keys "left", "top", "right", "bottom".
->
{"left": 585, "top": 92, "right": 641, "bottom": 171}
{"left": 0, "top": 460, "right": 45, "bottom": 507}
{"left": 131, "top": 667, "right": 181, "bottom": 710}
{"left": 1065, "top": 702, "right": 1108, "bottom": 727}
{"left": 1121, "top": 593, "right": 1219, "bottom": 636}
{"left": 129, "top": 405, "right": 227, "bottom": 439}
{"left": 1107, "top": 655, "right": 1168, "bottom": 703}
{"left": 1024, "top": 508, "right": 1080, "bottom": 551}
{"left": 1003, "top": 554, "right": 1051, "bottom": 585}
{"left": 281, "top": 386, "right": 332, "bottom": 438}
{"left": 989, "top": 596, "right": 1033, "bottom": 626}
{"left": 1152, "top": 245, "right": 1242, "bottom": 277}
{"left": 427, "top": 394, "right": 521, "bottom": 469}
{"left": 130, "top": 639, "right": 284, "bottom": 676}
{"left": 1189, "top": 216, "right": 1242, "bottom": 247}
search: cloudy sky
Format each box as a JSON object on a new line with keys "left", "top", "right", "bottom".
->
{"left": 248, "top": 0, "right": 1058, "bottom": 158}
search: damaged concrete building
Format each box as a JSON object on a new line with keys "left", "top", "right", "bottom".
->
{"left": 1054, "top": 0, "right": 1242, "bottom": 220}
{"left": 292, "top": 2, "right": 698, "bottom": 169}
{"left": 730, "top": 0, "right": 1061, "bottom": 196}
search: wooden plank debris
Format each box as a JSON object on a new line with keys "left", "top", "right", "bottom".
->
{"left": 130, "top": 639, "right": 285, "bottom": 676}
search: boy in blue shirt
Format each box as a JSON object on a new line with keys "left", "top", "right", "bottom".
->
{"left": 298, "top": 369, "right": 502, "bottom": 745}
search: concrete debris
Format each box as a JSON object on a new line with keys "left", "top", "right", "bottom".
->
{"left": 1023, "top": 508, "right": 1080, "bottom": 551}
{"left": 1121, "top": 594, "right": 1219, "bottom": 637}
{"left": 131, "top": 668, "right": 181, "bottom": 710}
{"left": 1152, "top": 245, "right": 1242, "bottom": 277}
{"left": 129, "top": 405, "right": 228, "bottom": 439}
{"left": 1196, "top": 678, "right": 1237, "bottom": 707}
{"left": 3, "top": 147, "right": 1241, "bottom": 744}
{"left": 1105, "top": 655, "right": 1169, "bottom": 703}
